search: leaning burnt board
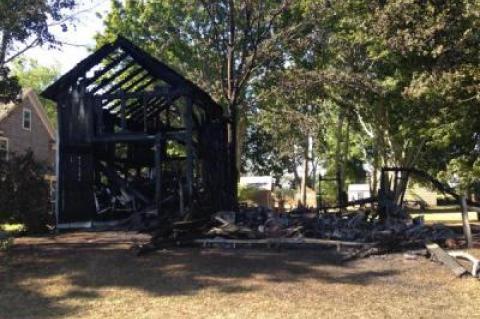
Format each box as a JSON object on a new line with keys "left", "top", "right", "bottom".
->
{"left": 426, "top": 243, "right": 468, "bottom": 277}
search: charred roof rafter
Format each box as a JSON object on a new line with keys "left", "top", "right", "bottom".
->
{"left": 42, "top": 35, "right": 224, "bottom": 120}
{"left": 83, "top": 52, "right": 130, "bottom": 87}
{"left": 88, "top": 60, "right": 138, "bottom": 94}
{"left": 103, "top": 76, "right": 158, "bottom": 109}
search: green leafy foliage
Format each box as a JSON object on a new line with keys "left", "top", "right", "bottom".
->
{"left": 0, "top": 0, "right": 76, "bottom": 102}
{"left": 258, "top": 0, "right": 480, "bottom": 195}
{"left": 95, "top": 0, "right": 480, "bottom": 197}
{"left": 11, "top": 58, "right": 60, "bottom": 125}
{"left": 0, "top": 235, "right": 13, "bottom": 251}
{"left": 97, "top": 0, "right": 295, "bottom": 109}
{"left": 0, "top": 151, "right": 52, "bottom": 233}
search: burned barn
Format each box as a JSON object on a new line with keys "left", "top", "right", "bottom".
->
{"left": 42, "top": 36, "right": 235, "bottom": 228}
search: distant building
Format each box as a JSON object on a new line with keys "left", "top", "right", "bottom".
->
{"left": 239, "top": 176, "right": 274, "bottom": 191}
{"left": 348, "top": 184, "right": 371, "bottom": 201}
{"left": 347, "top": 182, "right": 437, "bottom": 207}
{"left": 0, "top": 89, "right": 55, "bottom": 168}
{"left": 239, "top": 176, "right": 274, "bottom": 207}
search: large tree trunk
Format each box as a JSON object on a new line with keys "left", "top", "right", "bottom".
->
{"left": 228, "top": 106, "right": 238, "bottom": 209}
{"left": 226, "top": 0, "right": 238, "bottom": 209}
{"left": 0, "top": 32, "right": 10, "bottom": 69}
{"left": 371, "top": 127, "right": 385, "bottom": 197}
{"left": 300, "top": 136, "right": 309, "bottom": 206}
{"left": 371, "top": 138, "right": 379, "bottom": 197}
{"left": 236, "top": 112, "right": 247, "bottom": 172}
{"left": 335, "top": 113, "right": 345, "bottom": 207}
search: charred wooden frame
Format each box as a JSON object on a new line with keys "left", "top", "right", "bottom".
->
{"left": 42, "top": 36, "right": 235, "bottom": 227}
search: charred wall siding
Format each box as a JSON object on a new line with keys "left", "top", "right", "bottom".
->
{"left": 56, "top": 87, "right": 96, "bottom": 224}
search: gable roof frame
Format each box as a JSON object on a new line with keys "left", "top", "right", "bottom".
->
{"left": 42, "top": 36, "right": 224, "bottom": 119}
{"left": 42, "top": 41, "right": 119, "bottom": 100}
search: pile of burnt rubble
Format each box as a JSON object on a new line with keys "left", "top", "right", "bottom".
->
{"left": 133, "top": 205, "right": 480, "bottom": 278}
{"left": 132, "top": 203, "right": 461, "bottom": 259}
{"left": 202, "top": 206, "right": 457, "bottom": 245}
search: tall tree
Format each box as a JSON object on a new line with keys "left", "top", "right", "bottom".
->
{"left": 294, "top": 0, "right": 480, "bottom": 194}
{"left": 96, "top": 0, "right": 302, "bottom": 199}
{"left": 251, "top": 0, "right": 480, "bottom": 199}
{"left": 357, "top": 0, "right": 480, "bottom": 192}
{"left": 0, "top": 0, "right": 76, "bottom": 102}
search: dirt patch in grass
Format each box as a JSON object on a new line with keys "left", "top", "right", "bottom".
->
{"left": 1, "top": 231, "right": 479, "bottom": 319}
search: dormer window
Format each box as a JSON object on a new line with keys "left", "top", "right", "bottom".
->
{"left": 23, "top": 108, "right": 32, "bottom": 130}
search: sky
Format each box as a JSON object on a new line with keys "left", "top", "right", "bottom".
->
{"left": 24, "top": 0, "right": 111, "bottom": 73}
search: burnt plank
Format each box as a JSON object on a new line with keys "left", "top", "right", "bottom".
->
{"left": 89, "top": 60, "right": 137, "bottom": 94}
{"left": 84, "top": 52, "right": 130, "bottom": 87}
{"left": 93, "top": 67, "right": 145, "bottom": 95}
{"left": 426, "top": 243, "right": 468, "bottom": 277}
{"left": 42, "top": 42, "right": 117, "bottom": 99}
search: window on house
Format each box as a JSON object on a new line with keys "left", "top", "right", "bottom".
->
{"left": 0, "top": 137, "right": 8, "bottom": 161}
{"left": 23, "top": 108, "right": 32, "bottom": 130}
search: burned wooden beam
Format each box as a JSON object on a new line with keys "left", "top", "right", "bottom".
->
{"left": 97, "top": 162, "right": 151, "bottom": 204}
{"left": 184, "top": 96, "right": 194, "bottom": 201}
{"left": 128, "top": 96, "right": 167, "bottom": 118}
{"left": 103, "top": 79, "right": 156, "bottom": 111}
{"left": 93, "top": 133, "right": 157, "bottom": 143}
{"left": 447, "top": 251, "right": 480, "bottom": 277}
{"left": 42, "top": 41, "right": 118, "bottom": 99}
{"left": 154, "top": 134, "right": 163, "bottom": 215}
{"left": 93, "top": 130, "right": 188, "bottom": 144}
{"left": 133, "top": 98, "right": 169, "bottom": 121}
{"left": 100, "top": 86, "right": 173, "bottom": 101}
{"left": 98, "top": 68, "right": 147, "bottom": 95}
{"left": 134, "top": 91, "right": 185, "bottom": 122}
{"left": 105, "top": 76, "right": 157, "bottom": 106}
{"left": 426, "top": 243, "right": 468, "bottom": 277}
{"left": 102, "top": 84, "right": 175, "bottom": 116}
{"left": 194, "top": 238, "right": 375, "bottom": 250}
{"left": 89, "top": 61, "right": 137, "bottom": 94}
{"left": 115, "top": 36, "right": 224, "bottom": 118}
{"left": 85, "top": 53, "right": 130, "bottom": 87}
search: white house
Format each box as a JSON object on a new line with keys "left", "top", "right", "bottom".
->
{"left": 239, "top": 176, "right": 274, "bottom": 191}
{"left": 348, "top": 184, "right": 371, "bottom": 201}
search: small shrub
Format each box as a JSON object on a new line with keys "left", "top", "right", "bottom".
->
{"left": 0, "top": 233, "right": 13, "bottom": 251}
{"left": 238, "top": 185, "right": 259, "bottom": 204}
{"left": 0, "top": 151, "right": 52, "bottom": 233}
{"left": 0, "top": 223, "right": 26, "bottom": 235}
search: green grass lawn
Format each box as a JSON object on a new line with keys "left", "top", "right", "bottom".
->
{"left": 1, "top": 232, "right": 480, "bottom": 319}
{"left": 0, "top": 224, "right": 26, "bottom": 235}
{"left": 408, "top": 205, "right": 480, "bottom": 224}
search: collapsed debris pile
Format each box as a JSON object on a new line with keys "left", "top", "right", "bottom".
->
{"left": 133, "top": 202, "right": 460, "bottom": 257}
{"left": 133, "top": 167, "right": 479, "bottom": 266}
{"left": 203, "top": 206, "right": 456, "bottom": 245}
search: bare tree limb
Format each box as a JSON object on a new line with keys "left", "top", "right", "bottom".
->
{"left": 4, "top": 38, "right": 41, "bottom": 65}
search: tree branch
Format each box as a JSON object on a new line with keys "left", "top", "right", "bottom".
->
{"left": 4, "top": 38, "right": 41, "bottom": 65}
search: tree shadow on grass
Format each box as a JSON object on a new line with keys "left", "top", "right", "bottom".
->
{"left": 1, "top": 239, "right": 399, "bottom": 318}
